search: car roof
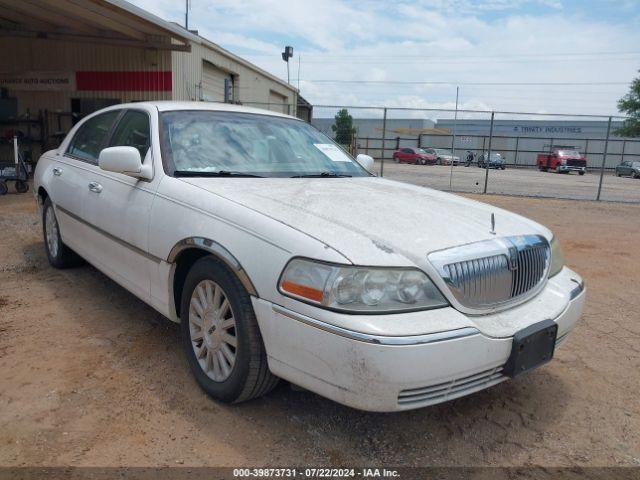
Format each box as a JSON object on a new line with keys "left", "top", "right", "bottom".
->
{"left": 105, "top": 101, "right": 297, "bottom": 120}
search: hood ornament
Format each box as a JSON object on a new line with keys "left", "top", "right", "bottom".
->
{"left": 490, "top": 213, "right": 496, "bottom": 235}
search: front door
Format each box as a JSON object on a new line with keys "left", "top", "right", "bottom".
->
{"left": 81, "top": 109, "right": 157, "bottom": 302}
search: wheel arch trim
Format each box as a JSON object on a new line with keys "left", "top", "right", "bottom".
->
{"left": 167, "top": 237, "right": 259, "bottom": 302}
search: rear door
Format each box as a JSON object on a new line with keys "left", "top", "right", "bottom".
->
{"left": 81, "top": 109, "right": 157, "bottom": 301}
{"left": 51, "top": 110, "right": 120, "bottom": 253}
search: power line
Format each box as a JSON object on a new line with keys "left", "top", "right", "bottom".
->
{"left": 301, "top": 80, "right": 630, "bottom": 86}
{"left": 247, "top": 50, "right": 640, "bottom": 59}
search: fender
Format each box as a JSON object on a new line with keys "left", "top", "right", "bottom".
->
{"left": 167, "top": 237, "right": 259, "bottom": 313}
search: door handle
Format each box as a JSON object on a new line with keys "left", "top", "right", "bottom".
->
{"left": 52, "top": 167, "right": 62, "bottom": 176}
{"left": 88, "top": 181, "right": 103, "bottom": 193}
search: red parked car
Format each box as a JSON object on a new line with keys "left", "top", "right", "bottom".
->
{"left": 392, "top": 147, "right": 437, "bottom": 165}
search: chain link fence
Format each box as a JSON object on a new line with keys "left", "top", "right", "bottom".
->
{"left": 310, "top": 105, "right": 639, "bottom": 203}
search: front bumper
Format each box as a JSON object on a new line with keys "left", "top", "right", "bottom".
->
{"left": 253, "top": 268, "right": 585, "bottom": 412}
{"left": 558, "top": 165, "right": 586, "bottom": 172}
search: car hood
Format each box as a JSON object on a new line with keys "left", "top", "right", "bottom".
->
{"left": 180, "top": 177, "right": 551, "bottom": 266}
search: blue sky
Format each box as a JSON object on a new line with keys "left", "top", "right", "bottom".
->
{"left": 130, "top": 0, "right": 640, "bottom": 117}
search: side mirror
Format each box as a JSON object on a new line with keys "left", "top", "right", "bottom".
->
{"left": 98, "top": 146, "right": 151, "bottom": 180}
{"left": 356, "top": 153, "right": 375, "bottom": 172}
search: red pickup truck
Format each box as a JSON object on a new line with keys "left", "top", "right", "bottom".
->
{"left": 537, "top": 147, "right": 586, "bottom": 175}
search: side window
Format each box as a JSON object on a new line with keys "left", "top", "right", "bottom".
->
{"left": 67, "top": 111, "right": 119, "bottom": 163}
{"left": 109, "top": 110, "right": 151, "bottom": 159}
{"left": 403, "top": 148, "right": 413, "bottom": 154}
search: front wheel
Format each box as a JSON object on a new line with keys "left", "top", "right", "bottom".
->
{"left": 0, "top": 180, "right": 7, "bottom": 195}
{"left": 181, "top": 256, "right": 278, "bottom": 403}
{"left": 579, "top": 171, "right": 585, "bottom": 176}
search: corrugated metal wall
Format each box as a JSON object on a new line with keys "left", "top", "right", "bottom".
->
{"left": 0, "top": 36, "right": 171, "bottom": 148}
{"left": 172, "top": 42, "right": 297, "bottom": 114}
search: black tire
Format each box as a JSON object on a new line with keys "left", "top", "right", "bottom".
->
{"left": 0, "top": 180, "right": 7, "bottom": 195}
{"left": 42, "top": 197, "right": 82, "bottom": 268}
{"left": 15, "top": 180, "right": 28, "bottom": 193}
{"left": 180, "top": 256, "right": 278, "bottom": 403}
{"left": 501, "top": 166, "right": 506, "bottom": 170}
{"left": 579, "top": 171, "right": 585, "bottom": 176}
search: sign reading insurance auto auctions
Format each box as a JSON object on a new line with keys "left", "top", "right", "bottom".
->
{"left": 0, "top": 72, "right": 75, "bottom": 91}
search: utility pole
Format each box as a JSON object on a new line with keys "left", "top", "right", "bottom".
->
{"left": 185, "top": 0, "right": 190, "bottom": 29}
{"left": 449, "top": 86, "right": 459, "bottom": 190}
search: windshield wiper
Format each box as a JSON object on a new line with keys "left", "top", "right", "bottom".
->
{"left": 174, "top": 170, "right": 264, "bottom": 178}
{"left": 291, "top": 171, "right": 352, "bottom": 178}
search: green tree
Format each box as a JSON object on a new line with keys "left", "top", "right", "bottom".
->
{"left": 615, "top": 70, "right": 640, "bottom": 137}
{"left": 331, "top": 108, "right": 356, "bottom": 145}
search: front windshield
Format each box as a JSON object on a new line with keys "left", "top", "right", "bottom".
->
{"left": 558, "top": 150, "right": 581, "bottom": 157}
{"left": 416, "top": 148, "right": 427, "bottom": 153}
{"left": 160, "top": 111, "right": 369, "bottom": 177}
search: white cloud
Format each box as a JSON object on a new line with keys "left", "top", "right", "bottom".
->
{"left": 129, "top": 0, "right": 639, "bottom": 116}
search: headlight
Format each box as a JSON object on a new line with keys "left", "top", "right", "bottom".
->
{"left": 279, "top": 258, "right": 449, "bottom": 313}
{"left": 548, "top": 236, "right": 564, "bottom": 278}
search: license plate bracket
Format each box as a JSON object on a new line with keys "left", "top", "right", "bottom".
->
{"left": 503, "top": 319, "right": 558, "bottom": 378}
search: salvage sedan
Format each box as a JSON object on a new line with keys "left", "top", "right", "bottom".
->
{"left": 34, "top": 102, "right": 585, "bottom": 412}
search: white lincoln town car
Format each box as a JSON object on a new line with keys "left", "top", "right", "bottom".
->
{"left": 34, "top": 102, "right": 585, "bottom": 412}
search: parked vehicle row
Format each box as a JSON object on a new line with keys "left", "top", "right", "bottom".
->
{"left": 386, "top": 146, "right": 638, "bottom": 180}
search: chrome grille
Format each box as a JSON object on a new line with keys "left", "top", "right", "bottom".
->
{"left": 429, "top": 235, "right": 550, "bottom": 310}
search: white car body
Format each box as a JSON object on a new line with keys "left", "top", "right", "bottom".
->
{"left": 34, "top": 102, "right": 585, "bottom": 412}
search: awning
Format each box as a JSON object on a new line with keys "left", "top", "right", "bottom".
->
{"left": 0, "top": 0, "right": 200, "bottom": 51}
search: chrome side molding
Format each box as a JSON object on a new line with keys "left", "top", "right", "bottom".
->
{"left": 272, "top": 304, "right": 480, "bottom": 345}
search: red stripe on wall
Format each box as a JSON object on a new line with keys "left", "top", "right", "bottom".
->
{"left": 76, "top": 71, "right": 172, "bottom": 91}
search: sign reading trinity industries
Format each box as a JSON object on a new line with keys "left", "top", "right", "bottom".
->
{"left": 0, "top": 71, "right": 172, "bottom": 92}
{"left": 512, "top": 125, "right": 583, "bottom": 134}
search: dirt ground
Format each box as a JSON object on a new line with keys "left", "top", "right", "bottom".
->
{"left": 0, "top": 189, "right": 639, "bottom": 468}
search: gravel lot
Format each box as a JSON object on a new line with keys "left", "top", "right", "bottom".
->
{"left": 382, "top": 163, "right": 640, "bottom": 203}
{"left": 0, "top": 190, "right": 639, "bottom": 468}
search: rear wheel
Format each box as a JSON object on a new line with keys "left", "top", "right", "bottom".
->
{"left": 180, "top": 256, "right": 278, "bottom": 403}
{"left": 579, "top": 171, "right": 585, "bottom": 176}
{"left": 42, "top": 197, "right": 82, "bottom": 268}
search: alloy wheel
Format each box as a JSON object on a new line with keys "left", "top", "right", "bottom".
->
{"left": 45, "top": 206, "right": 60, "bottom": 259}
{"left": 189, "top": 279, "right": 237, "bottom": 382}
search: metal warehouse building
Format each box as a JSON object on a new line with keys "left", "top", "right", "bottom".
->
{"left": 0, "top": 0, "right": 297, "bottom": 162}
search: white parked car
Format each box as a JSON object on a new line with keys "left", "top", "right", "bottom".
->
{"left": 34, "top": 102, "right": 585, "bottom": 412}
{"left": 425, "top": 148, "right": 460, "bottom": 166}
